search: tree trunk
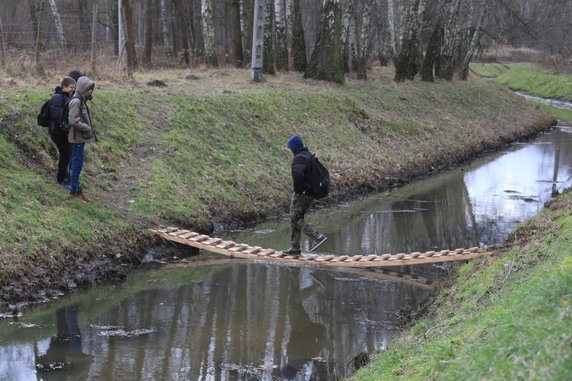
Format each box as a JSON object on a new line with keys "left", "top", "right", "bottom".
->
{"left": 387, "top": 0, "right": 397, "bottom": 58}
{"left": 394, "top": 0, "right": 427, "bottom": 81}
{"left": 263, "top": 0, "right": 275, "bottom": 74}
{"left": 342, "top": 0, "right": 355, "bottom": 73}
{"left": 160, "top": 0, "right": 172, "bottom": 56}
{"left": 227, "top": 0, "right": 243, "bottom": 67}
{"left": 143, "top": 0, "right": 154, "bottom": 67}
{"left": 356, "top": 0, "right": 372, "bottom": 80}
{"left": 241, "top": 0, "right": 254, "bottom": 67}
{"left": 191, "top": 0, "right": 204, "bottom": 63}
{"left": 437, "top": 0, "right": 462, "bottom": 80}
{"left": 0, "top": 14, "right": 5, "bottom": 69}
{"left": 375, "top": 0, "right": 391, "bottom": 66}
{"left": 172, "top": 0, "right": 191, "bottom": 65}
{"left": 78, "top": 0, "right": 90, "bottom": 51}
{"left": 28, "top": 0, "right": 40, "bottom": 54}
{"left": 121, "top": 0, "right": 137, "bottom": 76}
{"left": 291, "top": 0, "right": 306, "bottom": 72}
{"left": 275, "top": 0, "right": 288, "bottom": 71}
{"left": 47, "top": 0, "right": 67, "bottom": 50}
{"left": 34, "top": 0, "right": 44, "bottom": 72}
{"left": 460, "top": 4, "right": 486, "bottom": 80}
{"left": 304, "top": 0, "right": 344, "bottom": 84}
{"left": 421, "top": 22, "right": 442, "bottom": 81}
{"left": 251, "top": 0, "right": 266, "bottom": 81}
{"left": 202, "top": 0, "right": 218, "bottom": 67}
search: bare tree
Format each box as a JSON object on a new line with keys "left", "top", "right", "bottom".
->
{"left": 341, "top": 0, "right": 355, "bottom": 73}
{"left": 47, "top": 0, "right": 66, "bottom": 50}
{"left": 251, "top": 0, "right": 266, "bottom": 81}
{"left": 202, "top": 0, "right": 218, "bottom": 66}
{"left": 121, "top": 0, "right": 137, "bottom": 76}
{"left": 355, "top": 0, "right": 373, "bottom": 79}
{"left": 263, "top": 0, "right": 275, "bottom": 74}
{"left": 394, "top": 0, "right": 427, "bottom": 81}
{"left": 159, "top": 0, "right": 172, "bottom": 56}
{"left": 241, "top": 0, "right": 254, "bottom": 67}
{"left": 291, "top": 0, "right": 306, "bottom": 72}
{"left": 143, "top": 0, "right": 154, "bottom": 67}
{"left": 460, "top": 2, "right": 486, "bottom": 79}
{"left": 0, "top": 13, "right": 5, "bottom": 69}
{"left": 304, "top": 0, "right": 344, "bottom": 83}
{"left": 78, "top": 0, "right": 90, "bottom": 50}
{"left": 172, "top": 0, "right": 191, "bottom": 65}
{"left": 227, "top": 0, "right": 243, "bottom": 67}
{"left": 437, "top": 0, "right": 463, "bottom": 80}
{"left": 275, "top": 0, "right": 288, "bottom": 71}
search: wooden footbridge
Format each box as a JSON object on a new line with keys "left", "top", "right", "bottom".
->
{"left": 151, "top": 227, "right": 493, "bottom": 268}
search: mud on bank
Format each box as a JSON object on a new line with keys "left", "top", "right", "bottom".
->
{"left": 0, "top": 70, "right": 555, "bottom": 311}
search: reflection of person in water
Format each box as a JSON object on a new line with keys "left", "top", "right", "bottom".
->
{"left": 280, "top": 268, "right": 329, "bottom": 380}
{"left": 36, "top": 305, "right": 93, "bottom": 380}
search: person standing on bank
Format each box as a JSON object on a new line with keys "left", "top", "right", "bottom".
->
{"left": 68, "top": 76, "right": 96, "bottom": 201}
{"left": 49, "top": 76, "right": 76, "bottom": 189}
{"left": 282, "top": 135, "right": 327, "bottom": 256}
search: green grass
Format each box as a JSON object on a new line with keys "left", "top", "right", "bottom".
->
{"left": 488, "top": 65, "right": 572, "bottom": 102}
{"left": 471, "top": 64, "right": 572, "bottom": 122}
{"left": 470, "top": 63, "right": 511, "bottom": 78}
{"left": 351, "top": 192, "right": 572, "bottom": 381}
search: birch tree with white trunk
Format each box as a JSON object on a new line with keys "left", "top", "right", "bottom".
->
{"left": 202, "top": 0, "right": 218, "bottom": 67}
{"left": 159, "top": 0, "right": 172, "bottom": 56}
{"left": 460, "top": 2, "right": 486, "bottom": 79}
{"left": 47, "top": 0, "right": 66, "bottom": 49}
{"left": 355, "top": 0, "right": 372, "bottom": 79}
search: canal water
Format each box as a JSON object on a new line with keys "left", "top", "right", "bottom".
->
{"left": 1, "top": 123, "right": 572, "bottom": 381}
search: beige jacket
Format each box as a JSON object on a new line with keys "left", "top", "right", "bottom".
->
{"left": 68, "top": 76, "right": 96, "bottom": 144}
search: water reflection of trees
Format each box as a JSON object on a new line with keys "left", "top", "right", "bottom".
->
{"left": 68, "top": 264, "right": 422, "bottom": 380}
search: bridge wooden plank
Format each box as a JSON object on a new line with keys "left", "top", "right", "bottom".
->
{"left": 179, "top": 232, "right": 199, "bottom": 239}
{"left": 203, "top": 238, "right": 222, "bottom": 246}
{"left": 150, "top": 228, "right": 492, "bottom": 268}
{"left": 216, "top": 241, "right": 236, "bottom": 249}
{"left": 244, "top": 247, "right": 262, "bottom": 255}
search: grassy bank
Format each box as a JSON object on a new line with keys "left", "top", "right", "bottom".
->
{"left": 0, "top": 69, "right": 553, "bottom": 307}
{"left": 471, "top": 63, "right": 572, "bottom": 122}
{"left": 352, "top": 189, "right": 572, "bottom": 380}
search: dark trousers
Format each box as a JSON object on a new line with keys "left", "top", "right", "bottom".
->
{"left": 289, "top": 193, "right": 319, "bottom": 250}
{"left": 49, "top": 132, "right": 71, "bottom": 182}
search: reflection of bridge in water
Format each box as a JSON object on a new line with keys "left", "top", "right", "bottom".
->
{"left": 152, "top": 227, "right": 493, "bottom": 268}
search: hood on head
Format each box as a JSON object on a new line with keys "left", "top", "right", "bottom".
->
{"left": 76, "top": 76, "right": 95, "bottom": 99}
{"left": 287, "top": 135, "right": 304, "bottom": 154}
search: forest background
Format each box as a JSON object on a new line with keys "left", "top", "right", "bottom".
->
{"left": 0, "top": 0, "right": 571, "bottom": 81}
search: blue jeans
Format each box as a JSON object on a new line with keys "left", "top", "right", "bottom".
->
{"left": 70, "top": 143, "right": 85, "bottom": 194}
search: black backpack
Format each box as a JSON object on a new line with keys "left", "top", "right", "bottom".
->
{"left": 310, "top": 154, "right": 331, "bottom": 199}
{"left": 58, "top": 99, "right": 71, "bottom": 133}
{"left": 37, "top": 99, "right": 51, "bottom": 127}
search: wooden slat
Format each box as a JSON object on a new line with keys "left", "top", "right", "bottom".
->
{"left": 150, "top": 227, "right": 493, "bottom": 268}
{"left": 243, "top": 247, "right": 262, "bottom": 255}
{"left": 179, "top": 232, "right": 199, "bottom": 239}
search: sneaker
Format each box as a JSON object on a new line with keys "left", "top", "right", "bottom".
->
{"left": 310, "top": 234, "right": 327, "bottom": 252}
{"left": 282, "top": 248, "right": 302, "bottom": 256}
